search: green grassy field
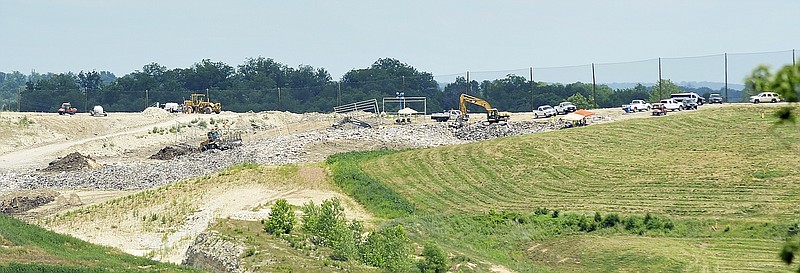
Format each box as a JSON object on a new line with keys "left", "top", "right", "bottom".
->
{"left": 349, "top": 105, "right": 800, "bottom": 272}
{"left": 0, "top": 214, "right": 201, "bottom": 273}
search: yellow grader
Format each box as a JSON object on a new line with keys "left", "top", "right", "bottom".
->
{"left": 183, "top": 94, "right": 221, "bottom": 114}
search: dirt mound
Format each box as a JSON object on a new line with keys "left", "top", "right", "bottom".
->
{"left": 142, "top": 107, "right": 172, "bottom": 119}
{"left": 150, "top": 143, "right": 199, "bottom": 160}
{"left": 42, "top": 152, "right": 103, "bottom": 172}
{"left": 0, "top": 189, "right": 59, "bottom": 214}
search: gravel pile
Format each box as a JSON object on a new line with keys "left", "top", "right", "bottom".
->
{"left": 0, "top": 121, "right": 549, "bottom": 192}
{"left": 150, "top": 143, "right": 199, "bottom": 160}
{"left": 141, "top": 107, "right": 172, "bottom": 119}
{"left": 0, "top": 189, "right": 59, "bottom": 214}
{"left": 41, "top": 152, "right": 103, "bottom": 172}
{"left": 451, "top": 121, "right": 551, "bottom": 141}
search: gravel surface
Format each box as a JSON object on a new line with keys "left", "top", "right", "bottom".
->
{"left": 0, "top": 121, "right": 554, "bottom": 192}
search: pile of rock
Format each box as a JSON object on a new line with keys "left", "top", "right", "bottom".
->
{"left": 41, "top": 152, "right": 103, "bottom": 172}
{"left": 182, "top": 231, "right": 245, "bottom": 273}
{"left": 451, "top": 121, "right": 549, "bottom": 141}
{"left": 141, "top": 107, "right": 172, "bottom": 119}
{"left": 0, "top": 189, "right": 59, "bottom": 214}
{"left": 150, "top": 142, "right": 199, "bottom": 160}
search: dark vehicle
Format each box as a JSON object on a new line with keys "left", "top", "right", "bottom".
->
{"left": 708, "top": 93, "right": 723, "bottom": 104}
{"left": 681, "top": 98, "right": 698, "bottom": 110}
{"left": 651, "top": 103, "right": 668, "bottom": 116}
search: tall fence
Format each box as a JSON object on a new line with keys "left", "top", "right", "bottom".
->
{"left": 11, "top": 49, "right": 798, "bottom": 113}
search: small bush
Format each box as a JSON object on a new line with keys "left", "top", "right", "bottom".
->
{"left": 265, "top": 199, "right": 295, "bottom": 235}
{"left": 361, "top": 225, "right": 412, "bottom": 273}
{"left": 17, "top": 116, "right": 34, "bottom": 127}
{"left": 594, "top": 212, "right": 602, "bottom": 222}
{"left": 551, "top": 210, "right": 560, "bottom": 218}
{"left": 419, "top": 241, "right": 449, "bottom": 273}
{"left": 602, "top": 213, "right": 621, "bottom": 228}
{"left": 534, "top": 207, "right": 549, "bottom": 215}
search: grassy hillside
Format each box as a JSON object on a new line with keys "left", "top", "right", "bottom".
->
{"left": 364, "top": 106, "right": 800, "bottom": 220}
{"left": 348, "top": 105, "right": 800, "bottom": 272}
{"left": 0, "top": 214, "right": 200, "bottom": 273}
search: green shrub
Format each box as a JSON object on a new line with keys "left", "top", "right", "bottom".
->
{"left": 418, "top": 241, "right": 449, "bottom": 273}
{"left": 330, "top": 222, "right": 358, "bottom": 261}
{"left": 602, "top": 213, "right": 621, "bottom": 228}
{"left": 594, "top": 212, "right": 602, "bottom": 222}
{"left": 265, "top": 199, "right": 295, "bottom": 235}
{"left": 361, "top": 225, "right": 412, "bottom": 273}
{"left": 17, "top": 116, "right": 34, "bottom": 127}
{"left": 533, "top": 207, "right": 549, "bottom": 215}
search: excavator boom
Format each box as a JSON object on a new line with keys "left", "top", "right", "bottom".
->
{"left": 459, "top": 93, "right": 510, "bottom": 123}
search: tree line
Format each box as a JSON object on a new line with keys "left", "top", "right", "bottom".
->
{"left": 0, "top": 57, "right": 740, "bottom": 114}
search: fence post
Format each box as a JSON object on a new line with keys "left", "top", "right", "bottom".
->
{"left": 466, "top": 71, "right": 470, "bottom": 95}
{"left": 724, "top": 53, "right": 728, "bottom": 103}
{"left": 529, "top": 67, "right": 534, "bottom": 110}
{"left": 658, "top": 58, "right": 662, "bottom": 101}
{"left": 592, "top": 63, "right": 597, "bottom": 108}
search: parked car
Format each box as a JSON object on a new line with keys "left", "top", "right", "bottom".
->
{"left": 622, "top": 100, "right": 652, "bottom": 112}
{"left": 749, "top": 92, "right": 781, "bottom": 104}
{"left": 681, "top": 98, "right": 698, "bottom": 110}
{"left": 533, "top": 105, "right": 557, "bottom": 118}
{"left": 659, "top": 99, "right": 682, "bottom": 111}
{"left": 708, "top": 93, "right": 724, "bottom": 104}
{"left": 554, "top": 102, "right": 577, "bottom": 115}
{"left": 671, "top": 92, "right": 705, "bottom": 105}
{"left": 651, "top": 103, "right": 668, "bottom": 116}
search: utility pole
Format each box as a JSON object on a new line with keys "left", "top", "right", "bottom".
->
{"left": 724, "top": 53, "right": 728, "bottom": 103}
{"left": 84, "top": 88, "right": 88, "bottom": 113}
{"left": 277, "top": 87, "right": 281, "bottom": 111}
{"left": 145, "top": 90, "right": 149, "bottom": 110}
{"left": 17, "top": 87, "right": 21, "bottom": 112}
{"left": 337, "top": 81, "right": 341, "bottom": 106}
{"left": 466, "top": 71, "right": 470, "bottom": 95}
{"left": 530, "top": 67, "right": 534, "bottom": 110}
{"left": 658, "top": 58, "right": 662, "bottom": 100}
{"left": 592, "top": 63, "right": 597, "bottom": 108}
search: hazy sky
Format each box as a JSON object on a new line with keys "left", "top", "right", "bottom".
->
{"left": 2, "top": 0, "right": 798, "bottom": 84}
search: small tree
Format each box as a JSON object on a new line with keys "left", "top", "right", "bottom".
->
{"left": 648, "top": 79, "right": 682, "bottom": 102}
{"left": 419, "top": 241, "right": 449, "bottom": 273}
{"left": 361, "top": 225, "right": 412, "bottom": 273}
{"left": 264, "top": 199, "right": 295, "bottom": 235}
{"left": 566, "top": 93, "right": 593, "bottom": 109}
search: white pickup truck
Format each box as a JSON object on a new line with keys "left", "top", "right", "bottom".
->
{"left": 431, "top": 109, "right": 465, "bottom": 122}
{"left": 659, "top": 99, "right": 682, "bottom": 111}
{"left": 533, "top": 105, "right": 557, "bottom": 118}
{"left": 622, "top": 100, "right": 652, "bottom": 112}
{"left": 554, "top": 102, "right": 577, "bottom": 115}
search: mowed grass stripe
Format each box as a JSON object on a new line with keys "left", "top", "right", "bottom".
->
{"left": 361, "top": 106, "right": 800, "bottom": 220}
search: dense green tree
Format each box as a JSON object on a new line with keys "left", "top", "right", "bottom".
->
{"left": 648, "top": 79, "right": 682, "bottom": 102}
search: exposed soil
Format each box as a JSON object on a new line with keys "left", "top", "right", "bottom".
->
{"left": 41, "top": 152, "right": 102, "bottom": 172}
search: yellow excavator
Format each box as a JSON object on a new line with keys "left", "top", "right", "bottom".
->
{"left": 459, "top": 93, "right": 511, "bottom": 123}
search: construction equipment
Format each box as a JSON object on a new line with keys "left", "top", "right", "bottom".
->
{"left": 89, "top": 105, "right": 108, "bottom": 117}
{"left": 58, "top": 102, "right": 78, "bottom": 115}
{"left": 183, "top": 94, "right": 221, "bottom": 114}
{"left": 459, "top": 94, "right": 510, "bottom": 123}
{"left": 200, "top": 128, "right": 243, "bottom": 151}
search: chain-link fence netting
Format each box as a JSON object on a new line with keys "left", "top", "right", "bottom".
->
{"left": 11, "top": 49, "right": 798, "bottom": 113}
